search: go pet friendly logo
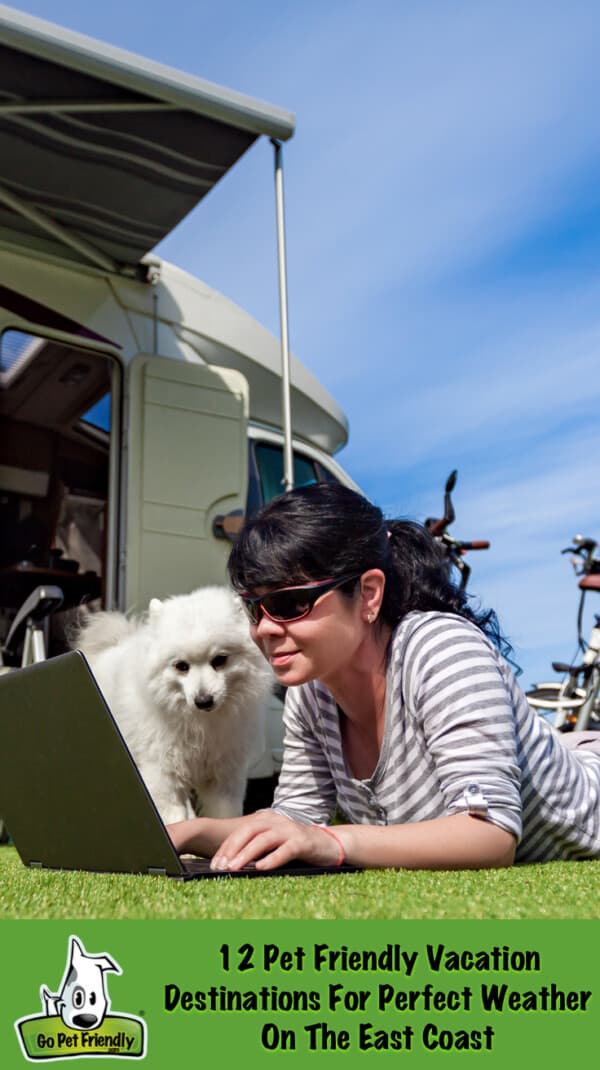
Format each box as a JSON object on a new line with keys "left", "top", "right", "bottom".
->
{"left": 15, "top": 936, "right": 147, "bottom": 1061}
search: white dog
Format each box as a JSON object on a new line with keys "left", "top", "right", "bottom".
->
{"left": 72, "top": 587, "right": 272, "bottom": 824}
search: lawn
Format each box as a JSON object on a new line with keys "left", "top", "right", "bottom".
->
{"left": 1, "top": 845, "right": 599, "bottom": 920}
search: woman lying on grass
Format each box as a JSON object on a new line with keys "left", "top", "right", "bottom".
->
{"left": 168, "top": 483, "right": 600, "bottom": 872}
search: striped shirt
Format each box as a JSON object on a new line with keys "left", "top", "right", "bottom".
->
{"left": 271, "top": 611, "right": 600, "bottom": 862}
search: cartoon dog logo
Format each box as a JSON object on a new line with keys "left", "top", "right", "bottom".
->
{"left": 41, "top": 936, "right": 121, "bottom": 1031}
{"left": 15, "top": 935, "right": 146, "bottom": 1061}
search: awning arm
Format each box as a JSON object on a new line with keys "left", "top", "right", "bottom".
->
{"left": 0, "top": 5, "right": 295, "bottom": 141}
{"left": 272, "top": 139, "right": 294, "bottom": 492}
{"left": 0, "top": 181, "right": 118, "bottom": 272}
{"left": 0, "top": 100, "right": 178, "bottom": 115}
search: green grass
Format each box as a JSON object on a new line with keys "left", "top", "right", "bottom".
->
{"left": 1, "top": 846, "right": 599, "bottom": 920}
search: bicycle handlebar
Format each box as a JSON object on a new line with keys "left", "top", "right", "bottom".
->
{"left": 426, "top": 471, "right": 492, "bottom": 591}
{"left": 562, "top": 535, "right": 597, "bottom": 555}
{"left": 561, "top": 536, "right": 598, "bottom": 577}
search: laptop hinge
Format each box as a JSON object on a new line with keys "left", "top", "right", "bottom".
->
{"left": 147, "top": 867, "right": 167, "bottom": 876}
{"left": 29, "top": 861, "right": 44, "bottom": 869}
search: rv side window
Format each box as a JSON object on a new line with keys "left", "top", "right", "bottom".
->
{"left": 0, "top": 329, "right": 117, "bottom": 661}
{"left": 250, "top": 441, "right": 340, "bottom": 514}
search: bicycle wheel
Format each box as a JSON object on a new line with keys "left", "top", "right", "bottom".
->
{"left": 526, "top": 682, "right": 586, "bottom": 711}
{"left": 526, "top": 682, "right": 588, "bottom": 729}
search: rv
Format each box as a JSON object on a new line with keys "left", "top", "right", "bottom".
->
{"left": 0, "top": 6, "right": 358, "bottom": 795}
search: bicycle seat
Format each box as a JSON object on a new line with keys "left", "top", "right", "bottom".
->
{"left": 579, "top": 574, "right": 600, "bottom": 591}
{"left": 3, "top": 585, "right": 64, "bottom": 659}
{"left": 552, "top": 661, "right": 585, "bottom": 675}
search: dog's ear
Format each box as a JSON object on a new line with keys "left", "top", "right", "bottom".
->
{"left": 149, "top": 598, "right": 163, "bottom": 616}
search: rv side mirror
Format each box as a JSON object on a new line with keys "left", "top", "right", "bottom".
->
{"left": 212, "top": 510, "right": 245, "bottom": 541}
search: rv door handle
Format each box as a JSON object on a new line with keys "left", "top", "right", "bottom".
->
{"left": 212, "top": 510, "right": 245, "bottom": 541}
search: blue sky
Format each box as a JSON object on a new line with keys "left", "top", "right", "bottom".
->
{"left": 11, "top": 1, "right": 600, "bottom": 689}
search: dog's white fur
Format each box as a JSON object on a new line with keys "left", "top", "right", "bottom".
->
{"left": 72, "top": 587, "right": 272, "bottom": 824}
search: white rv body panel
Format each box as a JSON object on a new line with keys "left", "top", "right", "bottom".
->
{"left": 125, "top": 354, "right": 249, "bottom": 609}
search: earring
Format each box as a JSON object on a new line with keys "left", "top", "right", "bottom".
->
{"left": 367, "top": 612, "right": 375, "bottom": 623}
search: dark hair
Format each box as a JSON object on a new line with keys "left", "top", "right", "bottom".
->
{"left": 228, "top": 483, "right": 514, "bottom": 663}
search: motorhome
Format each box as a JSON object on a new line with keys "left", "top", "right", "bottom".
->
{"left": 0, "top": 6, "right": 358, "bottom": 796}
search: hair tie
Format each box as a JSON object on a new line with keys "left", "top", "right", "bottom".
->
{"left": 314, "top": 825, "right": 345, "bottom": 866}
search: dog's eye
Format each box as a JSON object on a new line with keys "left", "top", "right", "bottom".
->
{"left": 90, "top": 993, "right": 96, "bottom": 1005}
{"left": 174, "top": 660, "right": 190, "bottom": 673}
{"left": 72, "top": 987, "right": 85, "bottom": 1009}
{"left": 211, "top": 654, "right": 228, "bottom": 670}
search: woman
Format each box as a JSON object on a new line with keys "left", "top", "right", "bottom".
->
{"left": 168, "top": 483, "right": 600, "bottom": 871}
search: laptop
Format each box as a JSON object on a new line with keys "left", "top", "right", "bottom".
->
{"left": 0, "top": 651, "right": 358, "bottom": 880}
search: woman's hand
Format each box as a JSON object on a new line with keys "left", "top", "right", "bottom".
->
{"left": 209, "top": 812, "right": 342, "bottom": 872}
{"left": 166, "top": 811, "right": 343, "bottom": 871}
{"left": 166, "top": 816, "right": 244, "bottom": 858}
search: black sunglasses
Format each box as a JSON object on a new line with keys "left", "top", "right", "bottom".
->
{"left": 240, "top": 573, "right": 362, "bottom": 625}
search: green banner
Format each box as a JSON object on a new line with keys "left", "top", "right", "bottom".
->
{"left": 17, "top": 1015, "right": 145, "bottom": 1060}
{"left": 1, "top": 921, "right": 598, "bottom": 1066}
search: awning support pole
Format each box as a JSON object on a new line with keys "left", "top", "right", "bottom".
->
{"left": 272, "top": 138, "right": 294, "bottom": 492}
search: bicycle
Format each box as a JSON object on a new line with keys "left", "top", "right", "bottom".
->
{"left": 0, "top": 585, "right": 64, "bottom": 674}
{"left": 425, "top": 469, "right": 491, "bottom": 591}
{"left": 526, "top": 535, "right": 600, "bottom": 731}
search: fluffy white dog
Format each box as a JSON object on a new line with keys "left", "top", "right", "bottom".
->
{"left": 72, "top": 587, "right": 273, "bottom": 824}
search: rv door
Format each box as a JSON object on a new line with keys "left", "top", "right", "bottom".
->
{"left": 124, "top": 354, "right": 248, "bottom": 609}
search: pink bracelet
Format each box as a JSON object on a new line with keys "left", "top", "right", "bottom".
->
{"left": 314, "top": 824, "right": 345, "bottom": 866}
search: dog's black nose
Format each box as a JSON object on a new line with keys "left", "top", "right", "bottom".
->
{"left": 73, "top": 1014, "right": 98, "bottom": 1028}
{"left": 194, "top": 694, "right": 215, "bottom": 711}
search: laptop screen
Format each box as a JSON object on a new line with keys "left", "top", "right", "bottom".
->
{"left": 0, "top": 652, "right": 184, "bottom": 877}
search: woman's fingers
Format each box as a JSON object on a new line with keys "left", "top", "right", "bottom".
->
{"left": 215, "top": 829, "right": 287, "bottom": 871}
{"left": 208, "top": 814, "right": 343, "bottom": 872}
{"left": 211, "top": 821, "right": 261, "bottom": 864}
{"left": 213, "top": 828, "right": 293, "bottom": 870}
{"left": 211, "top": 814, "right": 299, "bottom": 870}
{"left": 254, "top": 841, "right": 298, "bottom": 870}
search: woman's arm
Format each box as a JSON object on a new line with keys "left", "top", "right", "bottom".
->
{"left": 167, "top": 809, "right": 516, "bottom": 872}
{"left": 334, "top": 813, "right": 516, "bottom": 870}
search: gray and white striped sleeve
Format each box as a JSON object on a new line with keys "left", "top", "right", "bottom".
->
{"left": 270, "top": 685, "right": 338, "bottom": 826}
{"left": 400, "top": 616, "right": 523, "bottom": 841}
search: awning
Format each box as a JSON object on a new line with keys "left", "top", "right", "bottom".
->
{"left": 0, "top": 4, "right": 295, "bottom": 274}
